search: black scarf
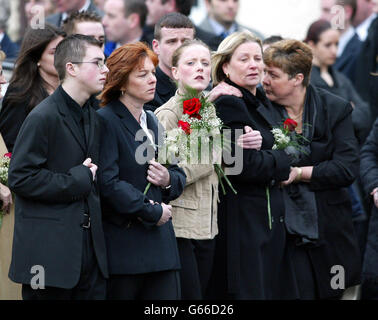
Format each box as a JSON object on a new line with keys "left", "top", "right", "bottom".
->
{"left": 274, "top": 85, "right": 321, "bottom": 247}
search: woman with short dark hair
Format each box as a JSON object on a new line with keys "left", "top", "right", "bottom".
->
{"left": 262, "top": 39, "right": 362, "bottom": 299}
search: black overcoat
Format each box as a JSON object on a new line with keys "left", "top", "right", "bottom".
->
{"left": 97, "top": 100, "right": 186, "bottom": 275}
{"left": 208, "top": 82, "right": 297, "bottom": 300}
{"left": 8, "top": 87, "right": 108, "bottom": 289}
{"left": 276, "top": 86, "right": 362, "bottom": 299}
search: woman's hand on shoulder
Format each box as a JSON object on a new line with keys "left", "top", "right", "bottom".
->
{"left": 237, "top": 126, "right": 262, "bottom": 150}
{"left": 207, "top": 81, "right": 242, "bottom": 102}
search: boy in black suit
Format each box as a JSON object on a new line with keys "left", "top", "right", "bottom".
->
{"left": 8, "top": 35, "right": 109, "bottom": 300}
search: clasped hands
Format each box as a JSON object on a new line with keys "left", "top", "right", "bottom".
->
{"left": 147, "top": 159, "right": 172, "bottom": 226}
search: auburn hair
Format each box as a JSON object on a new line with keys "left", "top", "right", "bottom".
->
{"left": 99, "top": 42, "right": 158, "bottom": 106}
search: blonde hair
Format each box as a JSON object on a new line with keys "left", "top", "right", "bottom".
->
{"left": 0, "top": 50, "right": 6, "bottom": 62}
{"left": 211, "top": 31, "right": 263, "bottom": 86}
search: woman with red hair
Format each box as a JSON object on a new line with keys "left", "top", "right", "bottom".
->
{"left": 97, "top": 42, "right": 186, "bottom": 300}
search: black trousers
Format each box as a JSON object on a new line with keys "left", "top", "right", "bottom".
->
{"left": 176, "top": 237, "right": 216, "bottom": 300}
{"left": 107, "top": 270, "right": 181, "bottom": 300}
{"left": 22, "top": 228, "right": 106, "bottom": 300}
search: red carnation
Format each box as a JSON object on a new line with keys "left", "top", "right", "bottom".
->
{"left": 283, "top": 118, "right": 297, "bottom": 132}
{"left": 183, "top": 98, "right": 201, "bottom": 116}
{"left": 178, "top": 120, "right": 191, "bottom": 135}
{"left": 4, "top": 153, "right": 11, "bottom": 158}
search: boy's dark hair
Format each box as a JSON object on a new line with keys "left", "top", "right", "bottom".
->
{"left": 54, "top": 34, "right": 102, "bottom": 81}
{"left": 62, "top": 11, "right": 102, "bottom": 35}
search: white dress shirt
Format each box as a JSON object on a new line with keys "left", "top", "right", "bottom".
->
{"left": 356, "top": 13, "right": 377, "bottom": 42}
{"left": 140, "top": 110, "right": 156, "bottom": 150}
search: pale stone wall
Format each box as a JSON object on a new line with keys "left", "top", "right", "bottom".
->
{"left": 191, "top": 0, "right": 322, "bottom": 40}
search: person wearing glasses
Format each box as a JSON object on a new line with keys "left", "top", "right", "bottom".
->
{"left": 62, "top": 11, "right": 106, "bottom": 110}
{"left": 0, "top": 24, "right": 65, "bottom": 152}
{"left": 8, "top": 34, "right": 109, "bottom": 300}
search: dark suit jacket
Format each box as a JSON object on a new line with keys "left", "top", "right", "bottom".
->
{"left": 97, "top": 100, "right": 186, "bottom": 275}
{"left": 310, "top": 65, "right": 372, "bottom": 144}
{"left": 8, "top": 87, "right": 108, "bottom": 289}
{"left": 0, "top": 33, "right": 19, "bottom": 60}
{"left": 334, "top": 33, "right": 362, "bottom": 83}
{"left": 360, "top": 118, "right": 378, "bottom": 200}
{"left": 46, "top": 1, "right": 103, "bottom": 27}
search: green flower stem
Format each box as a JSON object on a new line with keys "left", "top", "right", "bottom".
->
{"left": 215, "top": 164, "right": 237, "bottom": 195}
{"left": 265, "top": 186, "right": 272, "bottom": 230}
{"left": 144, "top": 182, "right": 152, "bottom": 195}
{"left": 215, "top": 165, "right": 226, "bottom": 195}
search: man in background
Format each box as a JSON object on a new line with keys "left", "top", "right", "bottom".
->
{"left": 63, "top": 11, "right": 105, "bottom": 51}
{"left": 102, "top": 0, "right": 149, "bottom": 57}
{"left": 144, "top": 0, "right": 221, "bottom": 50}
{"left": 47, "top": 0, "right": 103, "bottom": 27}
{"left": 199, "top": 0, "right": 264, "bottom": 40}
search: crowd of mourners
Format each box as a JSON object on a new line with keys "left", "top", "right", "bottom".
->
{"left": 0, "top": 0, "right": 377, "bottom": 301}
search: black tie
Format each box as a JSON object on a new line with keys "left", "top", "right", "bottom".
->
{"left": 82, "top": 106, "right": 90, "bottom": 148}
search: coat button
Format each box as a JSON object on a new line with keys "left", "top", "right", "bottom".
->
{"left": 271, "top": 179, "right": 276, "bottom": 186}
{"left": 279, "top": 216, "right": 284, "bottom": 223}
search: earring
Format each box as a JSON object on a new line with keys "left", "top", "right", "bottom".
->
{"left": 121, "top": 90, "right": 125, "bottom": 95}
{"left": 37, "top": 62, "right": 41, "bottom": 67}
{"left": 226, "top": 73, "right": 230, "bottom": 78}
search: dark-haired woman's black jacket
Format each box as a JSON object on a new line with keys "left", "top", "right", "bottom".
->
{"left": 0, "top": 85, "right": 48, "bottom": 152}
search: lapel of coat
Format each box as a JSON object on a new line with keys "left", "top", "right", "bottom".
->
{"left": 55, "top": 89, "right": 87, "bottom": 153}
{"left": 111, "top": 100, "right": 145, "bottom": 142}
{"left": 239, "top": 85, "right": 281, "bottom": 128}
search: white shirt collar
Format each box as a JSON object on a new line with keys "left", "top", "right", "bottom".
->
{"left": 0, "top": 32, "right": 4, "bottom": 44}
{"left": 337, "top": 26, "right": 356, "bottom": 57}
{"left": 140, "top": 110, "right": 156, "bottom": 150}
{"left": 208, "top": 17, "right": 237, "bottom": 36}
{"left": 61, "top": 0, "right": 91, "bottom": 22}
{"left": 356, "top": 13, "right": 377, "bottom": 42}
